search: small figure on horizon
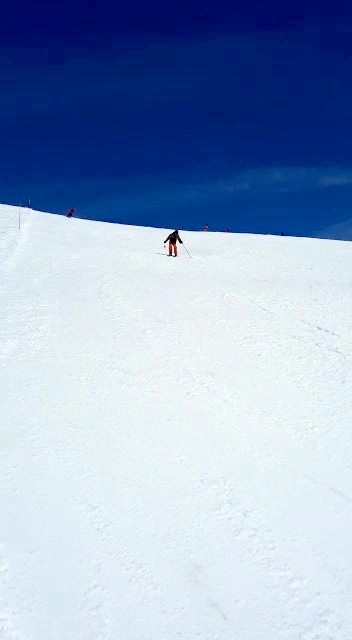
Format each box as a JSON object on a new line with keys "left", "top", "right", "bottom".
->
{"left": 203, "top": 224, "right": 209, "bottom": 232}
{"left": 226, "top": 227, "right": 231, "bottom": 233}
{"left": 281, "top": 231, "right": 285, "bottom": 236}
{"left": 164, "top": 230, "right": 183, "bottom": 257}
{"left": 67, "top": 208, "right": 75, "bottom": 218}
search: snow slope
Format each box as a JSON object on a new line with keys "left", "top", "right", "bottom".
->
{"left": 1, "top": 205, "right": 352, "bottom": 640}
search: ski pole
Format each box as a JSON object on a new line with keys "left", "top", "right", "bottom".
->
{"left": 183, "top": 243, "right": 192, "bottom": 259}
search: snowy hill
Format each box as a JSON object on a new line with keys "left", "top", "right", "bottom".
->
{"left": 1, "top": 205, "right": 352, "bottom": 640}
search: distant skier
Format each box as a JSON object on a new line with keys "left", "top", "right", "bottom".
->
{"left": 66, "top": 208, "right": 75, "bottom": 218}
{"left": 203, "top": 224, "right": 209, "bottom": 232}
{"left": 226, "top": 227, "right": 231, "bottom": 233}
{"left": 281, "top": 231, "right": 285, "bottom": 236}
{"left": 164, "top": 230, "right": 183, "bottom": 257}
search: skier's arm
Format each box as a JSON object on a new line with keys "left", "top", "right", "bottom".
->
{"left": 164, "top": 234, "right": 171, "bottom": 244}
{"left": 178, "top": 234, "right": 183, "bottom": 244}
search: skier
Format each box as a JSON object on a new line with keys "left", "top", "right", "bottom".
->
{"left": 226, "top": 227, "right": 231, "bottom": 233}
{"left": 66, "top": 208, "right": 75, "bottom": 218}
{"left": 164, "top": 230, "right": 183, "bottom": 257}
{"left": 203, "top": 224, "right": 209, "bottom": 232}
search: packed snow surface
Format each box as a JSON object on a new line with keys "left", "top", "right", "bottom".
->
{"left": 1, "top": 204, "right": 352, "bottom": 640}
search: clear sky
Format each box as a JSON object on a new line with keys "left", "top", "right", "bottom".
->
{"left": 1, "top": 0, "right": 352, "bottom": 238}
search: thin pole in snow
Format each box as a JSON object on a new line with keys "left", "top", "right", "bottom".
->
{"left": 183, "top": 243, "right": 192, "bottom": 259}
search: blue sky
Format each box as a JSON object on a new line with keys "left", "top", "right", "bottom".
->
{"left": 1, "top": 0, "right": 352, "bottom": 238}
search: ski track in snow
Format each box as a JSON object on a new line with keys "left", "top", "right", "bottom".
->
{"left": 0, "top": 207, "right": 352, "bottom": 639}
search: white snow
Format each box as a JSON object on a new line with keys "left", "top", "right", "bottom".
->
{"left": 1, "top": 205, "right": 352, "bottom": 640}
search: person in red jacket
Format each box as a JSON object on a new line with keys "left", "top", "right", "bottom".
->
{"left": 164, "top": 230, "right": 183, "bottom": 256}
{"left": 66, "top": 208, "right": 75, "bottom": 218}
